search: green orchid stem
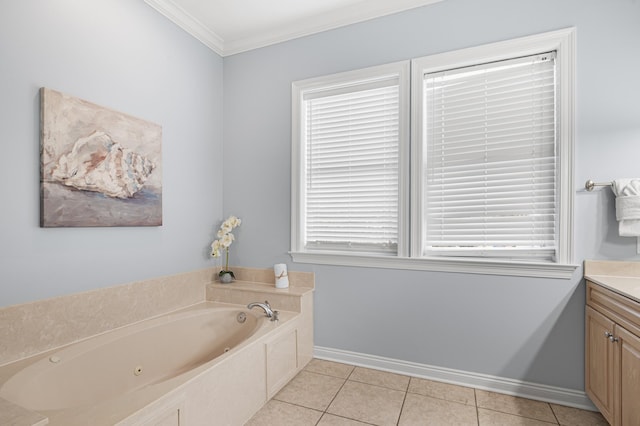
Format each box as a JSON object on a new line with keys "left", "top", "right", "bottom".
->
{"left": 219, "top": 247, "right": 234, "bottom": 278}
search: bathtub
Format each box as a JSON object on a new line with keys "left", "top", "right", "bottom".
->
{"left": 0, "top": 301, "right": 304, "bottom": 425}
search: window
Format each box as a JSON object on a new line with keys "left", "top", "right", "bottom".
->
{"left": 421, "top": 52, "right": 558, "bottom": 261}
{"left": 291, "top": 62, "right": 410, "bottom": 256}
{"left": 292, "top": 28, "right": 576, "bottom": 278}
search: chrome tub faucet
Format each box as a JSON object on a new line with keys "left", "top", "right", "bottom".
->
{"left": 247, "top": 300, "right": 279, "bottom": 321}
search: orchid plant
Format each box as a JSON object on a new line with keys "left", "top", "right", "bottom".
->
{"left": 210, "top": 215, "right": 241, "bottom": 279}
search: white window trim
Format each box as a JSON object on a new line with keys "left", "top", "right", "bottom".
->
{"left": 290, "top": 251, "right": 578, "bottom": 280}
{"left": 290, "top": 28, "right": 578, "bottom": 279}
{"left": 291, "top": 61, "right": 411, "bottom": 256}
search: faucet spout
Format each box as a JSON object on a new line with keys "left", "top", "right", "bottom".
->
{"left": 247, "top": 300, "right": 277, "bottom": 320}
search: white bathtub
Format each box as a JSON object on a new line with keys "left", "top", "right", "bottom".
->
{"left": 0, "top": 301, "right": 303, "bottom": 425}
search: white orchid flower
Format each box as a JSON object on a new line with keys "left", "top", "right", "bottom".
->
{"left": 221, "top": 233, "right": 234, "bottom": 248}
{"left": 218, "top": 223, "right": 232, "bottom": 237}
{"left": 210, "top": 215, "right": 241, "bottom": 274}
{"left": 228, "top": 216, "right": 241, "bottom": 228}
{"left": 210, "top": 239, "right": 222, "bottom": 257}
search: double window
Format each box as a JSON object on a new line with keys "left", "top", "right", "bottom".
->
{"left": 291, "top": 29, "right": 576, "bottom": 278}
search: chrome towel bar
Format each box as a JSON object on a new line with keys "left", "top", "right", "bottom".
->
{"left": 585, "top": 179, "right": 613, "bottom": 191}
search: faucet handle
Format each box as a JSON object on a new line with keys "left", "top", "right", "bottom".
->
{"left": 264, "top": 300, "right": 271, "bottom": 308}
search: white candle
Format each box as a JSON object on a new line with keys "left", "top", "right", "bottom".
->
{"left": 274, "top": 263, "right": 289, "bottom": 289}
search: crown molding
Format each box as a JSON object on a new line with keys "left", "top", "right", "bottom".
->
{"left": 223, "top": 0, "right": 444, "bottom": 56}
{"left": 144, "top": 0, "right": 225, "bottom": 56}
{"left": 145, "top": 0, "right": 443, "bottom": 57}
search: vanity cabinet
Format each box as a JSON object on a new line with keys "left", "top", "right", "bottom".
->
{"left": 586, "top": 281, "right": 640, "bottom": 426}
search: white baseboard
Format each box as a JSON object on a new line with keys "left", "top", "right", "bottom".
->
{"left": 314, "top": 346, "right": 597, "bottom": 411}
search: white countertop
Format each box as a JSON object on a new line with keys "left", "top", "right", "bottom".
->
{"left": 584, "top": 260, "right": 640, "bottom": 304}
{"left": 585, "top": 275, "right": 640, "bottom": 304}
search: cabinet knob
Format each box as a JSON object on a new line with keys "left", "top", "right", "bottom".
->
{"left": 604, "top": 331, "right": 619, "bottom": 342}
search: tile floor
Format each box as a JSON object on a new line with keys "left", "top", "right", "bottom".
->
{"left": 246, "top": 359, "right": 608, "bottom": 426}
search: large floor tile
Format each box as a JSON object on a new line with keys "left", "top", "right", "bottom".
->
{"left": 248, "top": 359, "right": 606, "bottom": 426}
{"left": 304, "top": 359, "right": 355, "bottom": 379}
{"left": 245, "top": 400, "right": 323, "bottom": 426}
{"left": 274, "top": 370, "right": 346, "bottom": 411}
{"left": 349, "top": 367, "right": 410, "bottom": 391}
{"left": 408, "top": 377, "right": 476, "bottom": 406}
{"left": 398, "top": 393, "right": 478, "bottom": 426}
{"left": 317, "top": 413, "right": 374, "bottom": 425}
{"left": 550, "top": 404, "right": 608, "bottom": 426}
{"left": 476, "top": 390, "right": 557, "bottom": 423}
{"left": 478, "top": 408, "right": 558, "bottom": 425}
{"left": 327, "top": 380, "right": 405, "bottom": 426}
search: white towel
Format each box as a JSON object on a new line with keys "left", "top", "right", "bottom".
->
{"left": 612, "top": 179, "right": 640, "bottom": 237}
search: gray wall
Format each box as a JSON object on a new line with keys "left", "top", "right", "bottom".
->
{"left": 0, "top": 0, "right": 224, "bottom": 306}
{"left": 223, "top": 0, "right": 640, "bottom": 391}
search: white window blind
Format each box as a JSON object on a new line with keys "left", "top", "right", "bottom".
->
{"left": 423, "top": 52, "right": 557, "bottom": 260}
{"left": 302, "top": 77, "right": 400, "bottom": 254}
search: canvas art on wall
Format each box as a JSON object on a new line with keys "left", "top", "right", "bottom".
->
{"left": 40, "top": 88, "right": 162, "bottom": 227}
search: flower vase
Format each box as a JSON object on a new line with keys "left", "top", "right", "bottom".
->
{"left": 219, "top": 272, "right": 234, "bottom": 284}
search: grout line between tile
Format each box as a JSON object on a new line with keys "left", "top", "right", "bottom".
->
{"left": 302, "top": 361, "right": 356, "bottom": 381}
{"left": 321, "top": 374, "right": 349, "bottom": 421}
{"left": 347, "top": 377, "right": 410, "bottom": 393}
{"left": 478, "top": 407, "right": 560, "bottom": 425}
{"left": 549, "top": 403, "right": 561, "bottom": 425}
{"left": 474, "top": 389, "right": 480, "bottom": 426}
{"left": 345, "top": 365, "right": 355, "bottom": 380}
{"left": 319, "top": 412, "right": 379, "bottom": 426}
{"left": 271, "top": 395, "right": 307, "bottom": 408}
{"left": 403, "top": 382, "right": 477, "bottom": 408}
{"left": 396, "top": 388, "right": 409, "bottom": 426}
{"left": 257, "top": 399, "right": 324, "bottom": 426}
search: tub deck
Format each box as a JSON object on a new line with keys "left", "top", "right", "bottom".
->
{"left": 1, "top": 302, "right": 302, "bottom": 425}
{"left": 0, "top": 267, "right": 314, "bottom": 426}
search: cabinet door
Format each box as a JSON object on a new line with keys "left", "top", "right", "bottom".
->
{"left": 586, "top": 306, "right": 616, "bottom": 424}
{"left": 616, "top": 325, "right": 640, "bottom": 426}
{"left": 266, "top": 329, "right": 298, "bottom": 399}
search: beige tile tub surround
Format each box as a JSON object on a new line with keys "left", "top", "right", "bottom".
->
{"left": 0, "top": 266, "right": 315, "bottom": 426}
{"left": 207, "top": 266, "right": 314, "bottom": 312}
{"left": 207, "top": 266, "right": 316, "bottom": 371}
{"left": 0, "top": 266, "right": 314, "bottom": 367}
{"left": 0, "top": 268, "right": 211, "bottom": 367}
{"left": 226, "top": 266, "right": 314, "bottom": 289}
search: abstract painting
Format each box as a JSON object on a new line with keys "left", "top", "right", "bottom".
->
{"left": 40, "top": 88, "right": 162, "bottom": 227}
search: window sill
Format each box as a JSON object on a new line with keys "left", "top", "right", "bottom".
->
{"left": 289, "top": 251, "right": 579, "bottom": 279}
